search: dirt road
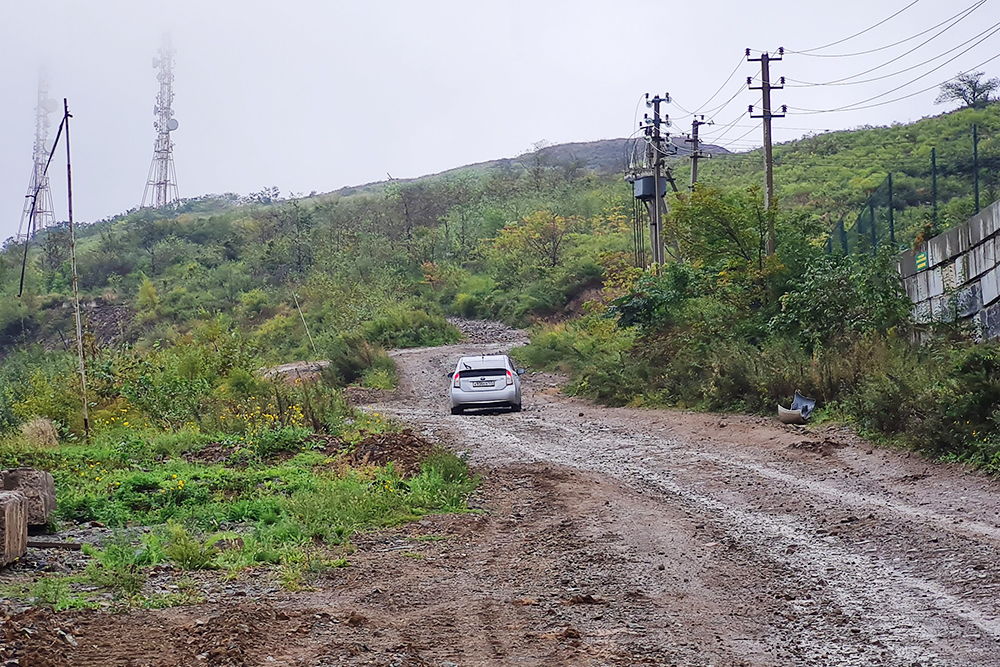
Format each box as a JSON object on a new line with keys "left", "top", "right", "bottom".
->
{"left": 367, "top": 323, "right": 1000, "bottom": 666}
{"left": 4, "top": 322, "right": 1000, "bottom": 666}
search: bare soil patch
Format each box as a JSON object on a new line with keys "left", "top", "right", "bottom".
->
{"left": 346, "top": 430, "right": 435, "bottom": 477}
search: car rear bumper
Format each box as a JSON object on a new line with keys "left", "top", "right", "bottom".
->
{"left": 451, "top": 385, "right": 519, "bottom": 408}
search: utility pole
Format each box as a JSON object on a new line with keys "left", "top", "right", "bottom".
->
{"left": 64, "top": 99, "right": 89, "bottom": 440}
{"left": 643, "top": 93, "right": 671, "bottom": 266}
{"left": 748, "top": 48, "right": 785, "bottom": 256}
{"left": 973, "top": 124, "right": 980, "bottom": 214}
{"left": 686, "top": 116, "right": 712, "bottom": 190}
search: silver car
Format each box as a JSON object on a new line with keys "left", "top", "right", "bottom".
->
{"left": 450, "top": 354, "right": 522, "bottom": 414}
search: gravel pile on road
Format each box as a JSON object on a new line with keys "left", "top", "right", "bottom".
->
{"left": 448, "top": 318, "right": 528, "bottom": 346}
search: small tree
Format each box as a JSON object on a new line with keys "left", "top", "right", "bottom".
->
{"left": 935, "top": 71, "right": 999, "bottom": 110}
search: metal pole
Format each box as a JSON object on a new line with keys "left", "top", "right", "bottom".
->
{"left": 931, "top": 147, "right": 938, "bottom": 233}
{"left": 869, "top": 198, "right": 877, "bottom": 255}
{"left": 64, "top": 99, "right": 89, "bottom": 440}
{"left": 973, "top": 124, "right": 980, "bottom": 214}
{"left": 887, "top": 172, "right": 895, "bottom": 246}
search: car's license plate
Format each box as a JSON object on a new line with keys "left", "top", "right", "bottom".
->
{"left": 472, "top": 380, "right": 494, "bottom": 387}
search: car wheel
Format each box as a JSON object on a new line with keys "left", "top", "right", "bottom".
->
{"left": 451, "top": 406, "right": 464, "bottom": 415}
{"left": 510, "top": 401, "right": 522, "bottom": 413}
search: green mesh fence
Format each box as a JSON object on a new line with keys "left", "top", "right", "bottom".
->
{"left": 828, "top": 173, "right": 896, "bottom": 256}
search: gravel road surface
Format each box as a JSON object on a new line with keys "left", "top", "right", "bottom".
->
{"left": 367, "top": 320, "right": 1000, "bottom": 666}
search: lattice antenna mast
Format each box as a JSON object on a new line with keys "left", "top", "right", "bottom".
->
{"left": 17, "top": 71, "right": 59, "bottom": 242}
{"left": 142, "top": 35, "right": 180, "bottom": 208}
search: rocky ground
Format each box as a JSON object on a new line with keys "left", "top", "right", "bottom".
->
{"left": 2, "top": 319, "right": 1000, "bottom": 665}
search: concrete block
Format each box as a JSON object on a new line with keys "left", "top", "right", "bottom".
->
{"left": 955, "top": 253, "right": 968, "bottom": 285}
{"left": 903, "top": 275, "right": 920, "bottom": 302}
{"left": 927, "top": 266, "right": 944, "bottom": 298}
{"left": 1, "top": 468, "right": 56, "bottom": 526}
{"left": 983, "top": 265, "right": 1000, "bottom": 307}
{"left": 969, "top": 244, "right": 984, "bottom": 279}
{"left": 970, "top": 216, "right": 985, "bottom": 246}
{"left": 0, "top": 491, "right": 28, "bottom": 567}
{"left": 956, "top": 282, "right": 982, "bottom": 318}
{"left": 957, "top": 225, "right": 973, "bottom": 257}
{"left": 986, "top": 302, "right": 1000, "bottom": 340}
{"left": 914, "top": 272, "right": 928, "bottom": 301}
{"left": 942, "top": 262, "right": 957, "bottom": 292}
{"left": 931, "top": 295, "right": 953, "bottom": 322}
{"left": 983, "top": 201, "right": 1000, "bottom": 239}
{"left": 897, "top": 252, "right": 917, "bottom": 279}
{"left": 927, "top": 234, "right": 946, "bottom": 269}
{"left": 930, "top": 227, "right": 964, "bottom": 266}
{"left": 913, "top": 300, "right": 932, "bottom": 324}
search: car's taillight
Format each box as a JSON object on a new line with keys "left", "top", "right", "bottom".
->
{"left": 453, "top": 372, "right": 461, "bottom": 388}
{"left": 506, "top": 370, "right": 513, "bottom": 386}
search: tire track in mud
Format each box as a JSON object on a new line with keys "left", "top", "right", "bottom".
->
{"left": 369, "top": 328, "right": 1000, "bottom": 666}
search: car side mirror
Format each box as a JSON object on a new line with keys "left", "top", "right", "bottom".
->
{"left": 516, "top": 368, "right": 525, "bottom": 375}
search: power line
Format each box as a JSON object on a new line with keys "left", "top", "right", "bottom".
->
{"left": 699, "top": 84, "right": 750, "bottom": 123}
{"left": 701, "top": 122, "right": 834, "bottom": 132}
{"left": 716, "top": 123, "right": 764, "bottom": 150}
{"left": 787, "top": 17, "right": 1000, "bottom": 88}
{"left": 701, "top": 97, "right": 761, "bottom": 141}
{"left": 787, "top": 29, "right": 1000, "bottom": 114}
{"left": 790, "top": 0, "right": 921, "bottom": 55}
{"left": 691, "top": 55, "right": 748, "bottom": 115}
{"left": 789, "top": 1, "right": 985, "bottom": 58}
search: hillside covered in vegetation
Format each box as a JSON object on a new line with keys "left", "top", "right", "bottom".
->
{"left": 1, "top": 102, "right": 999, "bottom": 474}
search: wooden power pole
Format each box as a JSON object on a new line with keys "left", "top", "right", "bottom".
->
{"left": 748, "top": 48, "right": 785, "bottom": 256}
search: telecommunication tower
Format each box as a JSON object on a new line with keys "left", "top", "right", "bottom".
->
{"left": 141, "top": 35, "right": 180, "bottom": 208}
{"left": 16, "top": 71, "right": 59, "bottom": 242}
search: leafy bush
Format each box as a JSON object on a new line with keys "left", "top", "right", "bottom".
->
{"left": 361, "top": 306, "right": 460, "bottom": 348}
{"left": 320, "top": 333, "right": 387, "bottom": 386}
{"left": 769, "top": 249, "right": 912, "bottom": 349}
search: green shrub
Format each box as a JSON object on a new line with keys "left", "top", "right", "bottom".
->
{"left": 360, "top": 355, "right": 397, "bottom": 389}
{"left": 164, "top": 523, "right": 218, "bottom": 570}
{"left": 361, "top": 307, "right": 460, "bottom": 348}
{"left": 83, "top": 532, "right": 164, "bottom": 598}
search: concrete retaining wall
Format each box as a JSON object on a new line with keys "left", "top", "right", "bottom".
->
{"left": 896, "top": 198, "right": 1000, "bottom": 338}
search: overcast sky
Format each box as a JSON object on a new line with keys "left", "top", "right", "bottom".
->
{"left": 1, "top": 0, "right": 998, "bottom": 241}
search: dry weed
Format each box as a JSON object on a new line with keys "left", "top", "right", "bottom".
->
{"left": 20, "top": 418, "right": 59, "bottom": 448}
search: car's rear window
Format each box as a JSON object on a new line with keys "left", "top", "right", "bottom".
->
{"left": 458, "top": 368, "right": 507, "bottom": 378}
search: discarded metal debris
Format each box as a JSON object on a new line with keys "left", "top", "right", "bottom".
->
{"left": 778, "top": 390, "right": 816, "bottom": 425}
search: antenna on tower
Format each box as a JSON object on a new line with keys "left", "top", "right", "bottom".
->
{"left": 16, "top": 69, "right": 59, "bottom": 242}
{"left": 141, "top": 34, "right": 180, "bottom": 208}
